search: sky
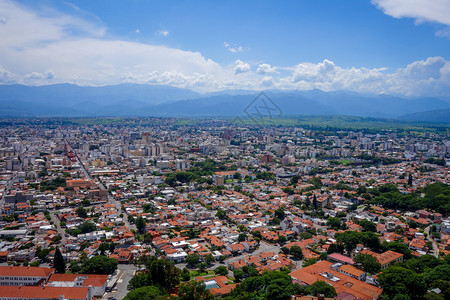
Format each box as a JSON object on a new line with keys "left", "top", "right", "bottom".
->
{"left": 0, "top": 0, "right": 450, "bottom": 96}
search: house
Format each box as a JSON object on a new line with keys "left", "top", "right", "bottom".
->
{"left": 360, "top": 249, "right": 403, "bottom": 269}
{"left": 48, "top": 273, "right": 108, "bottom": 297}
{"left": 0, "top": 266, "right": 54, "bottom": 286}
{"left": 290, "top": 260, "right": 382, "bottom": 300}
{"left": 0, "top": 285, "right": 92, "bottom": 300}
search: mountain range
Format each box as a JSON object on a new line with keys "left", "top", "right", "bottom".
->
{"left": 0, "top": 84, "right": 449, "bottom": 123}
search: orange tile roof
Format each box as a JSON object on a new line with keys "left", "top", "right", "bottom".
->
{"left": 0, "top": 286, "right": 89, "bottom": 299}
{"left": 0, "top": 266, "right": 54, "bottom": 277}
{"left": 290, "top": 260, "right": 382, "bottom": 300}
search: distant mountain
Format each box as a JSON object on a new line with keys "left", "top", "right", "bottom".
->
{"left": 399, "top": 109, "right": 450, "bottom": 123}
{"left": 0, "top": 84, "right": 202, "bottom": 117}
{"left": 0, "top": 83, "right": 449, "bottom": 118}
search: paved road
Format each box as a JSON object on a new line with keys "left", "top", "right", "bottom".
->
{"left": 226, "top": 241, "right": 280, "bottom": 264}
{"left": 49, "top": 211, "right": 67, "bottom": 245}
{"left": 424, "top": 225, "right": 439, "bottom": 258}
{"left": 102, "top": 264, "right": 137, "bottom": 300}
{"left": 61, "top": 131, "right": 134, "bottom": 230}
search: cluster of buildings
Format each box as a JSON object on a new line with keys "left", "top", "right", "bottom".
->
{"left": 0, "top": 118, "right": 449, "bottom": 299}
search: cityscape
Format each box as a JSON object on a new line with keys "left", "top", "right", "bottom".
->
{"left": 0, "top": 1, "right": 450, "bottom": 300}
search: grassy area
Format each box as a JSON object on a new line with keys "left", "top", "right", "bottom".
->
{"left": 189, "top": 270, "right": 215, "bottom": 277}
{"left": 228, "top": 115, "right": 450, "bottom": 131}
{"left": 337, "top": 159, "right": 351, "bottom": 166}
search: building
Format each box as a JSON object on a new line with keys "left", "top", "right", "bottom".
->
{"left": 48, "top": 274, "right": 108, "bottom": 297}
{"left": 360, "top": 250, "right": 403, "bottom": 269}
{"left": 0, "top": 266, "right": 54, "bottom": 286}
{"left": 290, "top": 261, "right": 382, "bottom": 300}
{"left": 0, "top": 285, "right": 92, "bottom": 300}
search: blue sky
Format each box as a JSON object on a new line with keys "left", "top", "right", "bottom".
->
{"left": 1, "top": 0, "right": 450, "bottom": 96}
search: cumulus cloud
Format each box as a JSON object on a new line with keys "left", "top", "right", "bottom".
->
{"left": 224, "top": 42, "right": 243, "bottom": 53}
{"left": 233, "top": 60, "right": 251, "bottom": 74}
{"left": 256, "top": 63, "right": 278, "bottom": 74}
{"left": 371, "top": 0, "right": 450, "bottom": 26}
{"left": 0, "top": 0, "right": 449, "bottom": 96}
{"left": 0, "top": 64, "right": 16, "bottom": 83}
{"left": 158, "top": 30, "right": 169, "bottom": 36}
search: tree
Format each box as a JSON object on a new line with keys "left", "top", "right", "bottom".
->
{"left": 233, "top": 269, "right": 245, "bottom": 282}
{"left": 305, "top": 197, "right": 311, "bottom": 207}
{"left": 205, "top": 254, "right": 214, "bottom": 266}
{"left": 327, "top": 243, "right": 345, "bottom": 254}
{"left": 76, "top": 206, "right": 88, "bottom": 219}
{"left": 238, "top": 233, "right": 247, "bottom": 242}
{"left": 123, "top": 286, "right": 166, "bottom": 300}
{"left": 128, "top": 256, "right": 180, "bottom": 292}
{"left": 180, "top": 268, "right": 190, "bottom": 281}
{"left": 408, "top": 173, "right": 413, "bottom": 186}
{"left": 54, "top": 247, "right": 66, "bottom": 274}
{"left": 177, "top": 281, "right": 214, "bottom": 300}
{"left": 327, "top": 217, "right": 342, "bottom": 230}
{"left": 313, "top": 194, "right": 318, "bottom": 209}
{"left": 305, "top": 281, "right": 337, "bottom": 298}
{"left": 136, "top": 216, "right": 147, "bottom": 234}
{"left": 359, "top": 219, "right": 377, "bottom": 232}
{"left": 215, "top": 266, "right": 228, "bottom": 276}
{"left": 216, "top": 209, "right": 227, "bottom": 220}
{"left": 278, "top": 235, "right": 287, "bottom": 244}
{"left": 354, "top": 253, "right": 381, "bottom": 274}
{"left": 79, "top": 221, "right": 96, "bottom": 234}
{"left": 80, "top": 255, "right": 118, "bottom": 274}
{"left": 290, "top": 246, "right": 303, "bottom": 259}
{"left": 185, "top": 254, "right": 200, "bottom": 267}
{"left": 197, "top": 262, "right": 207, "bottom": 273}
{"left": 274, "top": 208, "right": 286, "bottom": 220}
{"left": 378, "top": 266, "right": 427, "bottom": 299}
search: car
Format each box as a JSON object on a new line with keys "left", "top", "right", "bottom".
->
{"left": 108, "top": 297, "right": 117, "bottom": 300}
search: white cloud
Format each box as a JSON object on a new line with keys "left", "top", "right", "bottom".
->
{"left": 233, "top": 60, "right": 251, "bottom": 74}
{"left": 158, "top": 30, "right": 169, "bottom": 36}
{"left": 256, "top": 63, "right": 278, "bottom": 74}
{"left": 0, "top": 0, "right": 449, "bottom": 96}
{"left": 0, "top": 64, "right": 16, "bottom": 83}
{"left": 371, "top": 0, "right": 450, "bottom": 26}
{"left": 224, "top": 42, "right": 243, "bottom": 53}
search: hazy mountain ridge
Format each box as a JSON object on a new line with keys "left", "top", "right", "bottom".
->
{"left": 0, "top": 84, "right": 449, "bottom": 122}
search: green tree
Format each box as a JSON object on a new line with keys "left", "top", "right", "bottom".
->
{"left": 177, "top": 281, "right": 214, "bottom": 300}
{"left": 378, "top": 266, "right": 427, "bottom": 300}
{"left": 359, "top": 219, "right": 377, "bottom": 232}
{"left": 128, "top": 256, "right": 180, "bottom": 292}
{"left": 180, "top": 268, "right": 190, "bottom": 281}
{"left": 290, "top": 246, "right": 303, "bottom": 259}
{"left": 216, "top": 209, "right": 227, "bottom": 220}
{"left": 185, "top": 254, "right": 200, "bottom": 267}
{"left": 197, "top": 262, "right": 207, "bottom": 273}
{"left": 305, "top": 280, "right": 337, "bottom": 298}
{"left": 215, "top": 266, "right": 228, "bottom": 276}
{"left": 53, "top": 247, "right": 66, "bottom": 274}
{"left": 313, "top": 194, "right": 318, "bottom": 209}
{"left": 274, "top": 208, "right": 286, "bottom": 220}
{"left": 136, "top": 216, "right": 147, "bottom": 234}
{"left": 79, "top": 221, "right": 96, "bottom": 234}
{"left": 76, "top": 206, "right": 88, "bottom": 219}
{"left": 354, "top": 253, "right": 381, "bottom": 274}
{"left": 80, "top": 255, "right": 118, "bottom": 274}
{"left": 238, "top": 233, "right": 247, "bottom": 242}
{"left": 278, "top": 235, "right": 287, "bottom": 244}
{"left": 233, "top": 269, "right": 245, "bottom": 282}
{"left": 408, "top": 174, "right": 413, "bottom": 185}
{"left": 205, "top": 254, "right": 214, "bottom": 266}
{"left": 327, "top": 217, "right": 342, "bottom": 230}
{"left": 123, "top": 286, "right": 166, "bottom": 300}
